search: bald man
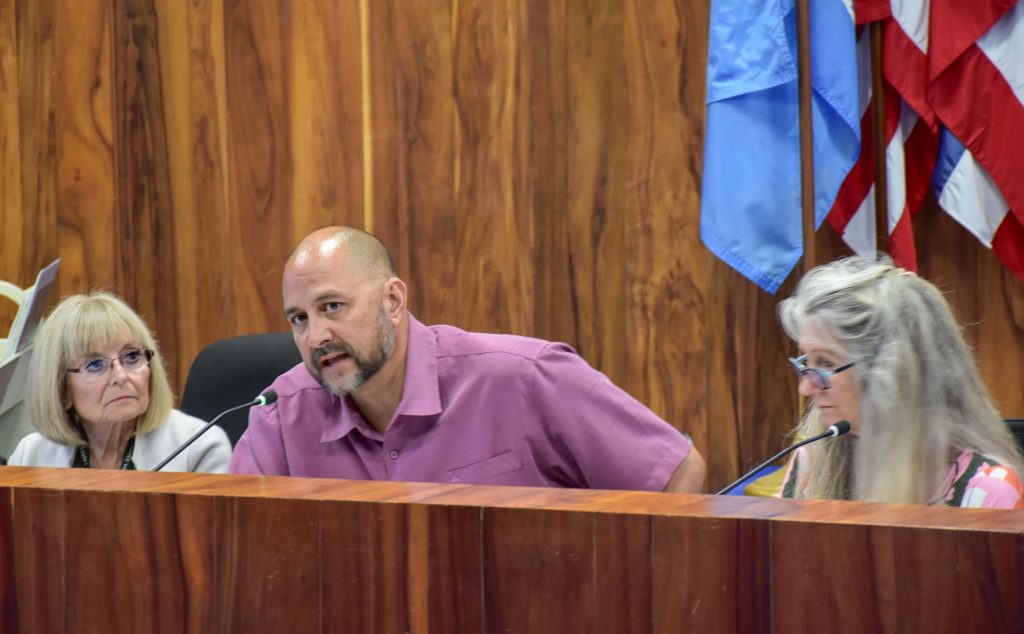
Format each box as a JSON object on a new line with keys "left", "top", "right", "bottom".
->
{"left": 230, "top": 226, "right": 705, "bottom": 492}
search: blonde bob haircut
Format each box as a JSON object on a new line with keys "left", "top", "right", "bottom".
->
{"left": 26, "top": 291, "right": 174, "bottom": 446}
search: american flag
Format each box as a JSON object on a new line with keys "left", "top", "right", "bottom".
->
{"left": 828, "top": 0, "right": 1024, "bottom": 279}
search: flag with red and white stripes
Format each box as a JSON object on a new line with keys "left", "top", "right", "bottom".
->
{"left": 828, "top": 1, "right": 937, "bottom": 271}
{"left": 929, "top": 0, "right": 1024, "bottom": 278}
{"left": 828, "top": 0, "right": 1024, "bottom": 279}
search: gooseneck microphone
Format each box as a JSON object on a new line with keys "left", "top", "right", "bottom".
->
{"left": 153, "top": 390, "right": 278, "bottom": 472}
{"left": 716, "top": 420, "right": 852, "bottom": 495}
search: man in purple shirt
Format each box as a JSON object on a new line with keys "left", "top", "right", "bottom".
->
{"left": 230, "top": 227, "right": 705, "bottom": 492}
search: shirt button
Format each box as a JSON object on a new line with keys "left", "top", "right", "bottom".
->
{"left": 389, "top": 450, "right": 399, "bottom": 460}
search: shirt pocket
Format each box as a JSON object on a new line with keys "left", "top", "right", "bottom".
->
{"left": 444, "top": 450, "right": 523, "bottom": 484}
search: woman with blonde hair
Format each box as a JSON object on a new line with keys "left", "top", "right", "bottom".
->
{"left": 778, "top": 256, "right": 1023, "bottom": 508}
{"left": 8, "top": 292, "right": 230, "bottom": 471}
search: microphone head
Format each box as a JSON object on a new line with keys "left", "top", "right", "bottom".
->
{"left": 256, "top": 390, "right": 278, "bottom": 406}
{"left": 831, "top": 420, "right": 852, "bottom": 436}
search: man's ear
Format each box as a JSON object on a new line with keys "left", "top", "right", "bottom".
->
{"left": 382, "top": 277, "right": 408, "bottom": 322}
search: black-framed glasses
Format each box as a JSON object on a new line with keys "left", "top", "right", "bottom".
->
{"left": 788, "top": 354, "right": 854, "bottom": 390}
{"left": 67, "top": 348, "right": 155, "bottom": 379}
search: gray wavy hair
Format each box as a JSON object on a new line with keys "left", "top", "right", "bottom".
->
{"left": 778, "top": 255, "right": 1023, "bottom": 504}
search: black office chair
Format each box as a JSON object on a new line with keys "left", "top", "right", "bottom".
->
{"left": 1006, "top": 419, "right": 1024, "bottom": 455}
{"left": 180, "top": 332, "right": 302, "bottom": 446}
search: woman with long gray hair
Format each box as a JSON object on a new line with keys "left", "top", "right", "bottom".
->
{"left": 777, "top": 256, "right": 1023, "bottom": 508}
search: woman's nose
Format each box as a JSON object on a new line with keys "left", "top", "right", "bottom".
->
{"left": 797, "top": 374, "right": 818, "bottom": 397}
{"left": 107, "top": 359, "right": 130, "bottom": 383}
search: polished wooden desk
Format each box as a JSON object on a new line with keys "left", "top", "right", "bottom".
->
{"left": 0, "top": 467, "right": 1020, "bottom": 632}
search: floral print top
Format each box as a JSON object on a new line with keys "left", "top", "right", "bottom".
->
{"left": 779, "top": 448, "right": 1024, "bottom": 509}
{"left": 941, "top": 450, "right": 1024, "bottom": 509}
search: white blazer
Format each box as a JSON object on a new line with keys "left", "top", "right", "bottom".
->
{"left": 7, "top": 409, "right": 232, "bottom": 473}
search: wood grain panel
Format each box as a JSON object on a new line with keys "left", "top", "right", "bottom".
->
{"left": 113, "top": 0, "right": 181, "bottom": 383}
{"left": 621, "top": 0, "right": 713, "bottom": 470}
{"left": 2, "top": 468, "right": 1024, "bottom": 632}
{"left": 54, "top": 0, "right": 116, "bottom": 294}
{"left": 770, "top": 520, "right": 994, "bottom": 632}
{"left": 215, "top": 495, "right": 319, "bottom": 632}
{"left": 10, "top": 486, "right": 64, "bottom": 632}
{"left": 286, "top": 0, "right": 364, "bottom": 238}
{"left": 0, "top": 0, "right": 22, "bottom": 332}
{"left": 3, "top": 0, "right": 59, "bottom": 325}
{"left": 560, "top": 1, "right": 627, "bottom": 376}
{"left": 483, "top": 507, "right": 594, "bottom": 632}
{"left": 772, "top": 521, "right": 890, "bottom": 632}
{"left": 222, "top": 0, "right": 296, "bottom": 335}
{"left": 975, "top": 255, "right": 1024, "bottom": 417}
{"left": 972, "top": 240, "right": 1024, "bottom": 418}
{"left": 0, "top": 488, "right": 17, "bottom": 631}
{"left": 521, "top": 0, "right": 571, "bottom": 343}
{"left": 917, "top": 199, "right": 1024, "bottom": 417}
{"left": 365, "top": 0, "right": 459, "bottom": 327}
{"left": 652, "top": 514, "right": 769, "bottom": 632}
{"left": 955, "top": 530, "right": 1024, "bottom": 632}
{"left": 158, "top": 0, "right": 235, "bottom": 390}
{"left": 321, "top": 500, "right": 413, "bottom": 633}
{"left": 426, "top": 503, "right": 484, "bottom": 633}
{"left": 156, "top": 0, "right": 202, "bottom": 389}
{"left": 594, "top": 512, "right": 653, "bottom": 633}
{"left": 64, "top": 489, "right": 217, "bottom": 633}
{"left": 451, "top": 0, "right": 533, "bottom": 334}
{"left": 917, "top": 198, "right": 979, "bottom": 336}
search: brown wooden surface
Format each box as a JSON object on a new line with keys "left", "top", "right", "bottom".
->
{"left": 1, "top": 0, "right": 1023, "bottom": 492}
{"left": 0, "top": 490, "right": 14, "bottom": 632}
{"left": 0, "top": 467, "right": 1021, "bottom": 633}
{"left": 217, "top": 495, "right": 320, "bottom": 632}
{"left": 10, "top": 486, "right": 64, "bottom": 632}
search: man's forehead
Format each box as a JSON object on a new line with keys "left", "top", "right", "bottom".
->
{"left": 292, "top": 234, "right": 351, "bottom": 268}
{"left": 283, "top": 261, "right": 373, "bottom": 303}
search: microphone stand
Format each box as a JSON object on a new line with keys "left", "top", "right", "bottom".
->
{"left": 153, "top": 392, "right": 276, "bottom": 471}
{"left": 716, "top": 421, "right": 851, "bottom": 495}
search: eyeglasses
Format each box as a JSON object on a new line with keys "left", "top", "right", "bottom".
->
{"left": 67, "top": 348, "right": 155, "bottom": 379}
{"left": 788, "top": 354, "right": 854, "bottom": 390}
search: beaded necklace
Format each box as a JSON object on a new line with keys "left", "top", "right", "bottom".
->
{"left": 72, "top": 436, "right": 137, "bottom": 470}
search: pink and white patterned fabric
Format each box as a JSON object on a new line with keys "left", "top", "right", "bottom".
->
{"left": 942, "top": 450, "right": 1024, "bottom": 509}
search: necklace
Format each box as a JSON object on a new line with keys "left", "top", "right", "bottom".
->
{"left": 73, "top": 436, "right": 137, "bottom": 470}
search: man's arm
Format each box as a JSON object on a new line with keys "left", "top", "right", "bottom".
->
{"left": 530, "top": 342, "right": 707, "bottom": 491}
{"left": 663, "top": 446, "right": 706, "bottom": 493}
{"left": 229, "top": 407, "right": 288, "bottom": 475}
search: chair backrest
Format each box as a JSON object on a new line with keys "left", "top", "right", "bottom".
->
{"left": 1006, "top": 419, "right": 1024, "bottom": 456}
{"left": 1, "top": 257, "right": 60, "bottom": 362}
{"left": 180, "top": 332, "right": 302, "bottom": 447}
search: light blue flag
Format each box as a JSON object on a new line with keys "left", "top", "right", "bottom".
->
{"left": 700, "top": 0, "right": 860, "bottom": 293}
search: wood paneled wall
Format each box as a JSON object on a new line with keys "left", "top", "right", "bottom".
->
{"left": 1, "top": 0, "right": 1022, "bottom": 490}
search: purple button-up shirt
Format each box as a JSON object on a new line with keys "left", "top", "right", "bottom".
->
{"left": 230, "top": 315, "right": 692, "bottom": 490}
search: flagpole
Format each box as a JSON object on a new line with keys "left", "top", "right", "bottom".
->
{"left": 870, "top": 22, "right": 889, "bottom": 256}
{"left": 797, "top": 0, "right": 816, "bottom": 268}
{"left": 795, "top": 0, "right": 815, "bottom": 469}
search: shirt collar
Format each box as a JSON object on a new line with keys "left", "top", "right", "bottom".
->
{"left": 394, "top": 313, "right": 442, "bottom": 417}
{"left": 321, "top": 312, "right": 441, "bottom": 442}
